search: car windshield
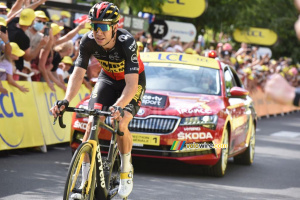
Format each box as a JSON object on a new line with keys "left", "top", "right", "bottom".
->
{"left": 144, "top": 62, "right": 221, "bottom": 95}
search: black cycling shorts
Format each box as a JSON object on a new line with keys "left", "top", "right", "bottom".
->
{"left": 88, "top": 71, "right": 146, "bottom": 117}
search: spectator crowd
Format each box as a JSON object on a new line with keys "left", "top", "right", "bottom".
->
{"left": 0, "top": 0, "right": 92, "bottom": 94}
{"left": 0, "top": 0, "right": 298, "bottom": 96}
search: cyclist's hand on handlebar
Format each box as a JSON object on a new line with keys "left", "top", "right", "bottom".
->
{"left": 50, "top": 100, "right": 69, "bottom": 118}
{"left": 109, "top": 106, "right": 124, "bottom": 121}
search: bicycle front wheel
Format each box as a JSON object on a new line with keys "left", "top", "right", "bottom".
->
{"left": 63, "top": 142, "right": 96, "bottom": 200}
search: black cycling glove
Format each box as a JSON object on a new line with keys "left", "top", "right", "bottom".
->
{"left": 111, "top": 106, "right": 124, "bottom": 118}
{"left": 55, "top": 100, "right": 69, "bottom": 110}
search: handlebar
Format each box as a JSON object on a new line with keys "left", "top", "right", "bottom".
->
{"left": 53, "top": 107, "right": 124, "bottom": 136}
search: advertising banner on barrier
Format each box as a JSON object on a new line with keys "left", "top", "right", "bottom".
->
{"left": 144, "top": 0, "right": 206, "bottom": 18}
{"left": 32, "top": 82, "right": 71, "bottom": 145}
{"left": 0, "top": 82, "right": 44, "bottom": 150}
{"left": 233, "top": 27, "right": 278, "bottom": 46}
{"left": 32, "top": 82, "right": 90, "bottom": 146}
{"left": 0, "top": 81, "right": 90, "bottom": 151}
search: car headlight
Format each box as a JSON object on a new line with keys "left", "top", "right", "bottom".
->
{"left": 180, "top": 115, "right": 218, "bottom": 130}
{"left": 76, "top": 105, "right": 89, "bottom": 118}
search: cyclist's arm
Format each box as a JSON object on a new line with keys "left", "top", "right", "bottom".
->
{"left": 113, "top": 73, "right": 138, "bottom": 108}
{"left": 64, "top": 66, "right": 87, "bottom": 102}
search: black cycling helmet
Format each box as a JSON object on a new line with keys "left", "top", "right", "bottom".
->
{"left": 89, "top": 1, "right": 120, "bottom": 25}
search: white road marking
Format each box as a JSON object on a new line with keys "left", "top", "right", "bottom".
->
{"left": 270, "top": 131, "right": 300, "bottom": 138}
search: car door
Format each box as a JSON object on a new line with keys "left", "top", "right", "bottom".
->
{"left": 223, "top": 67, "right": 249, "bottom": 154}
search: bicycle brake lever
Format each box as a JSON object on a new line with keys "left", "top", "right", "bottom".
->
{"left": 53, "top": 116, "right": 58, "bottom": 125}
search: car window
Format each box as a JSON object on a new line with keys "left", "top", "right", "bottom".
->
{"left": 144, "top": 63, "right": 221, "bottom": 95}
{"left": 224, "top": 69, "right": 237, "bottom": 95}
{"left": 229, "top": 67, "right": 243, "bottom": 88}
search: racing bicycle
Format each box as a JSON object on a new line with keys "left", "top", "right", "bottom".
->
{"left": 54, "top": 106, "right": 127, "bottom": 200}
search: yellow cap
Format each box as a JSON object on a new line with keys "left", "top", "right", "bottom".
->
{"left": 35, "top": 10, "right": 49, "bottom": 21}
{"left": 10, "top": 42, "right": 25, "bottom": 57}
{"left": 61, "top": 56, "right": 73, "bottom": 65}
{"left": 78, "top": 28, "right": 90, "bottom": 35}
{"left": 0, "top": 17, "right": 6, "bottom": 26}
{"left": 0, "top": 2, "right": 7, "bottom": 9}
{"left": 51, "top": 23, "right": 64, "bottom": 36}
{"left": 84, "top": 23, "right": 91, "bottom": 29}
{"left": 136, "top": 41, "right": 144, "bottom": 49}
{"left": 185, "top": 48, "right": 196, "bottom": 54}
{"left": 19, "top": 8, "right": 35, "bottom": 26}
{"left": 61, "top": 11, "right": 71, "bottom": 18}
{"left": 51, "top": 14, "right": 60, "bottom": 21}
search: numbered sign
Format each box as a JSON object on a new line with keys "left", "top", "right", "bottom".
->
{"left": 149, "top": 20, "right": 168, "bottom": 39}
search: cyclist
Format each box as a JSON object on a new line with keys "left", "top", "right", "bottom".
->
{"left": 50, "top": 1, "right": 146, "bottom": 199}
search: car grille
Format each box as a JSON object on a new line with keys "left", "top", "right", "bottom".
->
{"left": 105, "top": 116, "right": 180, "bottom": 134}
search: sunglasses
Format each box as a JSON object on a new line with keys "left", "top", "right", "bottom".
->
{"left": 91, "top": 23, "right": 112, "bottom": 32}
{"left": 0, "top": 9, "right": 7, "bottom": 13}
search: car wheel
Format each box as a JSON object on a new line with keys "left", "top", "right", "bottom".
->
{"left": 208, "top": 127, "right": 229, "bottom": 177}
{"left": 234, "top": 123, "right": 255, "bottom": 165}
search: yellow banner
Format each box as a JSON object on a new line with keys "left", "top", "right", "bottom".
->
{"left": 233, "top": 27, "right": 278, "bottom": 46}
{"left": 32, "top": 82, "right": 90, "bottom": 145}
{"left": 0, "top": 81, "right": 90, "bottom": 150}
{"left": 0, "top": 81, "right": 44, "bottom": 150}
{"left": 144, "top": 0, "right": 206, "bottom": 18}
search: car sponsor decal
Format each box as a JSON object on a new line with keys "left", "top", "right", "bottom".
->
{"left": 176, "top": 107, "right": 212, "bottom": 115}
{"left": 142, "top": 93, "right": 168, "bottom": 108}
{"left": 73, "top": 120, "right": 87, "bottom": 130}
{"left": 140, "top": 52, "right": 220, "bottom": 69}
{"left": 136, "top": 108, "right": 145, "bottom": 116}
{"left": 178, "top": 131, "right": 213, "bottom": 140}
{"left": 183, "top": 127, "right": 201, "bottom": 131}
{"left": 131, "top": 133, "right": 160, "bottom": 146}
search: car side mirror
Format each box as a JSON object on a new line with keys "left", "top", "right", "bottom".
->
{"left": 230, "top": 86, "right": 249, "bottom": 97}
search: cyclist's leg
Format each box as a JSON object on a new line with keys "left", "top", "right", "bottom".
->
{"left": 117, "top": 74, "right": 146, "bottom": 198}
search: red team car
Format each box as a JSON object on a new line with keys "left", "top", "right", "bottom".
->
{"left": 70, "top": 52, "right": 257, "bottom": 177}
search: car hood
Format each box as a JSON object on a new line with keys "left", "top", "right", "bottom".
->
{"left": 137, "top": 90, "right": 224, "bottom": 118}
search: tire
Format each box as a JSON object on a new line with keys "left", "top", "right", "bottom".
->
{"left": 63, "top": 142, "right": 96, "bottom": 200}
{"left": 208, "top": 127, "right": 229, "bottom": 177}
{"left": 103, "top": 145, "right": 121, "bottom": 193}
{"left": 234, "top": 123, "right": 256, "bottom": 165}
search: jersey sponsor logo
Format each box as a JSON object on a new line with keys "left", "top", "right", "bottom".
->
{"left": 131, "top": 53, "right": 138, "bottom": 63}
{"left": 109, "top": 52, "right": 120, "bottom": 60}
{"left": 125, "top": 104, "right": 134, "bottom": 112}
{"left": 118, "top": 34, "right": 132, "bottom": 42}
{"left": 91, "top": 93, "right": 97, "bottom": 98}
{"left": 97, "top": 59, "right": 125, "bottom": 73}
{"left": 130, "top": 67, "right": 139, "bottom": 71}
{"left": 133, "top": 85, "right": 143, "bottom": 102}
{"left": 129, "top": 40, "right": 137, "bottom": 51}
{"left": 178, "top": 132, "right": 213, "bottom": 140}
{"left": 88, "top": 32, "right": 94, "bottom": 39}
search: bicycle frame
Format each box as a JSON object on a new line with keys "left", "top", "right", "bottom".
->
{"left": 57, "top": 107, "right": 123, "bottom": 200}
{"left": 84, "top": 115, "right": 119, "bottom": 200}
